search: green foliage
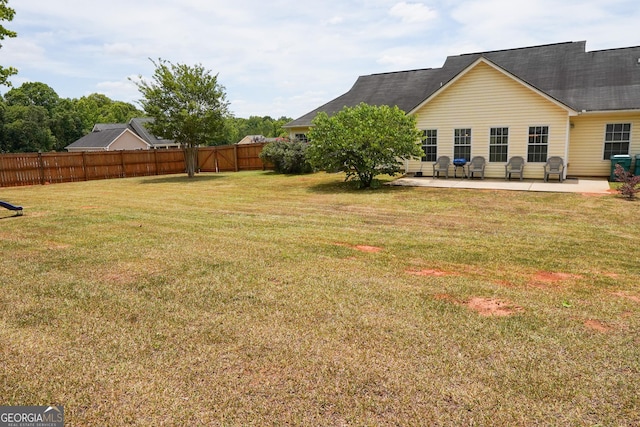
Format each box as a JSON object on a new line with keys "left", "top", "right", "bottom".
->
{"left": 614, "top": 164, "right": 640, "bottom": 199}
{"left": 2, "top": 104, "right": 55, "bottom": 152}
{"left": 133, "top": 58, "right": 230, "bottom": 177}
{"left": 73, "top": 93, "right": 142, "bottom": 134}
{"left": 307, "top": 103, "right": 424, "bottom": 188}
{"left": 4, "top": 82, "right": 59, "bottom": 113}
{"left": 259, "top": 139, "right": 313, "bottom": 174}
{"left": 0, "top": 82, "right": 142, "bottom": 152}
{"left": 224, "top": 116, "right": 292, "bottom": 144}
{"left": 0, "top": 0, "right": 17, "bottom": 87}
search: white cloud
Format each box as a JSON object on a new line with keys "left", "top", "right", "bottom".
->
{"left": 4, "top": 0, "right": 640, "bottom": 118}
{"left": 389, "top": 2, "right": 438, "bottom": 23}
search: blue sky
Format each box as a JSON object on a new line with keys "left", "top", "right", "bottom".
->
{"left": 2, "top": 0, "right": 640, "bottom": 119}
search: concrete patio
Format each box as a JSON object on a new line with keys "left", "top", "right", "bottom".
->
{"left": 389, "top": 176, "right": 612, "bottom": 194}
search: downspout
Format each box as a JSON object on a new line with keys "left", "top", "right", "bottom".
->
{"left": 565, "top": 117, "right": 571, "bottom": 180}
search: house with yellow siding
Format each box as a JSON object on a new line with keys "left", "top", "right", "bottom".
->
{"left": 284, "top": 42, "right": 640, "bottom": 179}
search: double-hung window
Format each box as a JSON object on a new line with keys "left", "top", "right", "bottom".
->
{"left": 603, "top": 123, "right": 631, "bottom": 160}
{"left": 489, "top": 127, "right": 509, "bottom": 162}
{"left": 454, "top": 128, "right": 471, "bottom": 161}
{"left": 294, "top": 133, "right": 308, "bottom": 143}
{"left": 527, "top": 126, "right": 549, "bottom": 162}
{"left": 421, "top": 129, "right": 437, "bottom": 162}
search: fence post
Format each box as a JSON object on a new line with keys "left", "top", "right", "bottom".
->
{"left": 0, "top": 154, "right": 4, "bottom": 187}
{"left": 154, "top": 149, "right": 159, "bottom": 175}
{"left": 120, "top": 151, "right": 126, "bottom": 178}
{"left": 234, "top": 144, "right": 239, "bottom": 172}
{"left": 38, "top": 151, "right": 45, "bottom": 185}
{"left": 82, "top": 152, "right": 88, "bottom": 181}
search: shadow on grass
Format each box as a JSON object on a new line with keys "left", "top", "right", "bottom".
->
{"left": 307, "top": 178, "right": 413, "bottom": 194}
{"left": 139, "top": 174, "right": 227, "bottom": 184}
{"left": 0, "top": 213, "right": 23, "bottom": 220}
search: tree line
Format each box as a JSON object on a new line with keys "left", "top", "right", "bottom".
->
{"left": 0, "top": 82, "right": 291, "bottom": 153}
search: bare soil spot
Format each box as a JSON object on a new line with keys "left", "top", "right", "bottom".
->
{"left": 612, "top": 291, "right": 640, "bottom": 303}
{"left": 494, "top": 279, "right": 515, "bottom": 288}
{"left": 528, "top": 271, "right": 584, "bottom": 289}
{"left": 406, "top": 269, "right": 452, "bottom": 277}
{"left": 584, "top": 319, "right": 612, "bottom": 333}
{"left": 46, "top": 242, "right": 70, "bottom": 250}
{"left": 533, "top": 271, "right": 583, "bottom": 282}
{"left": 334, "top": 243, "right": 382, "bottom": 253}
{"left": 466, "top": 297, "right": 524, "bottom": 317}
{"left": 355, "top": 245, "right": 382, "bottom": 253}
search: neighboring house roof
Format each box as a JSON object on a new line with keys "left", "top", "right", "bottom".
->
{"left": 285, "top": 41, "right": 640, "bottom": 128}
{"left": 236, "top": 135, "right": 279, "bottom": 144}
{"left": 65, "top": 118, "right": 179, "bottom": 150}
{"left": 128, "top": 118, "right": 177, "bottom": 148}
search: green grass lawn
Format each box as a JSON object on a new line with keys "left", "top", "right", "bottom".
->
{"left": 1, "top": 171, "right": 638, "bottom": 426}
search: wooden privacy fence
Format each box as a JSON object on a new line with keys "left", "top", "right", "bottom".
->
{"left": 0, "top": 142, "right": 269, "bottom": 188}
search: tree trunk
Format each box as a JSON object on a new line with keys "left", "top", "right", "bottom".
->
{"left": 184, "top": 145, "right": 198, "bottom": 178}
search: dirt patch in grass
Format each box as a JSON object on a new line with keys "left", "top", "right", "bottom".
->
{"left": 335, "top": 243, "right": 383, "bottom": 253}
{"left": 433, "top": 294, "right": 523, "bottom": 317}
{"left": 466, "top": 297, "right": 524, "bottom": 317}
{"left": 611, "top": 291, "right": 640, "bottom": 303}
{"left": 584, "top": 319, "right": 612, "bottom": 333}
{"left": 529, "top": 271, "right": 583, "bottom": 288}
{"left": 406, "top": 269, "right": 453, "bottom": 277}
{"left": 533, "top": 271, "right": 583, "bottom": 282}
{"left": 46, "top": 242, "right": 70, "bottom": 250}
{"left": 355, "top": 245, "right": 382, "bottom": 253}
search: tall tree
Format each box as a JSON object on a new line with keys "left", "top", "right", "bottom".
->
{"left": 133, "top": 59, "right": 229, "bottom": 177}
{"left": 2, "top": 104, "right": 55, "bottom": 152}
{"left": 0, "top": 0, "right": 17, "bottom": 87}
{"left": 4, "top": 82, "right": 60, "bottom": 113}
{"left": 307, "top": 103, "right": 423, "bottom": 188}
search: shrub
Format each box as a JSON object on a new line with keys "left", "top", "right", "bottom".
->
{"left": 307, "top": 103, "right": 423, "bottom": 188}
{"left": 614, "top": 164, "right": 640, "bottom": 200}
{"left": 259, "top": 139, "right": 314, "bottom": 174}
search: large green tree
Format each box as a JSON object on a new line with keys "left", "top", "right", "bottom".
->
{"left": 133, "top": 59, "right": 230, "bottom": 177}
{"left": 0, "top": 0, "right": 17, "bottom": 87}
{"left": 224, "top": 115, "right": 292, "bottom": 144}
{"left": 0, "top": 82, "right": 141, "bottom": 152}
{"left": 2, "top": 104, "right": 55, "bottom": 152}
{"left": 307, "top": 103, "right": 424, "bottom": 188}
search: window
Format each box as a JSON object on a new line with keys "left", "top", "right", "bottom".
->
{"left": 294, "top": 133, "right": 308, "bottom": 143}
{"left": 489, "top": 127, "right": 509, "bottom": 162}
{"left": 454, "top": 128, "right": 471, "bottom": 161}
{"left": 421, "top": 129, "right": 437, "bottom": 162}
{"left": 527, "top": 126, "right": 549, "bottom": 162}
{"left": 603, "top": 123, "right": 631, "bottom": 160}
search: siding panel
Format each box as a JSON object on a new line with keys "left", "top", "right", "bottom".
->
{"left": 569, "top": 113, "right": 640, "bottom": 177}
{"left": 410, "top": 61, "right": 570, "bottom": 179}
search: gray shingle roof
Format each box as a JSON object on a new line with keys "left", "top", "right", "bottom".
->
{"left": 286, "top": 41, "right": 640, "bottom": 128}
{"left": 66, "top": 118, "right": 178, "bottom": 150}
{"left": 66, "top": 127, "right": 132, "bottom": 149}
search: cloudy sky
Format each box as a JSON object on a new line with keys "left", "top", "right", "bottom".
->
{"left": 2, "top": 0, "right": 640, "bottom": 119}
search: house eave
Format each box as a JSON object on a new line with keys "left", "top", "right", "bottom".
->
{"left": 407, "top": 57, "right": 579, "bottom": 116}
{"left": 577, "top": 108, "right": 640, "bottom": 115}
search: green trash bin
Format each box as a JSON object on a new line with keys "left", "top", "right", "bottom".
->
{"left": 635, "top": 154, "right": 640, "bottom": 176}
{"left": 610, "top": 154, "right": 632, "bottom": 181}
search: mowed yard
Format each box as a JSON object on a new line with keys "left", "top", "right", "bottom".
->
{"left": 0, "top": 171, "right": 638, "bottom": 426}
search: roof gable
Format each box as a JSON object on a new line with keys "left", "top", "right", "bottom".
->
{"left": 66, "top": 128, "right": 150, "bottom": 150}
{"left": 409, "top": 57, "right": 578, "bottom": 115}
{"left": 286, "top": 41, "right": 640, "bottom": 128}
{"left": 66, "top": 118, "right": 179, "bottom": 150}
